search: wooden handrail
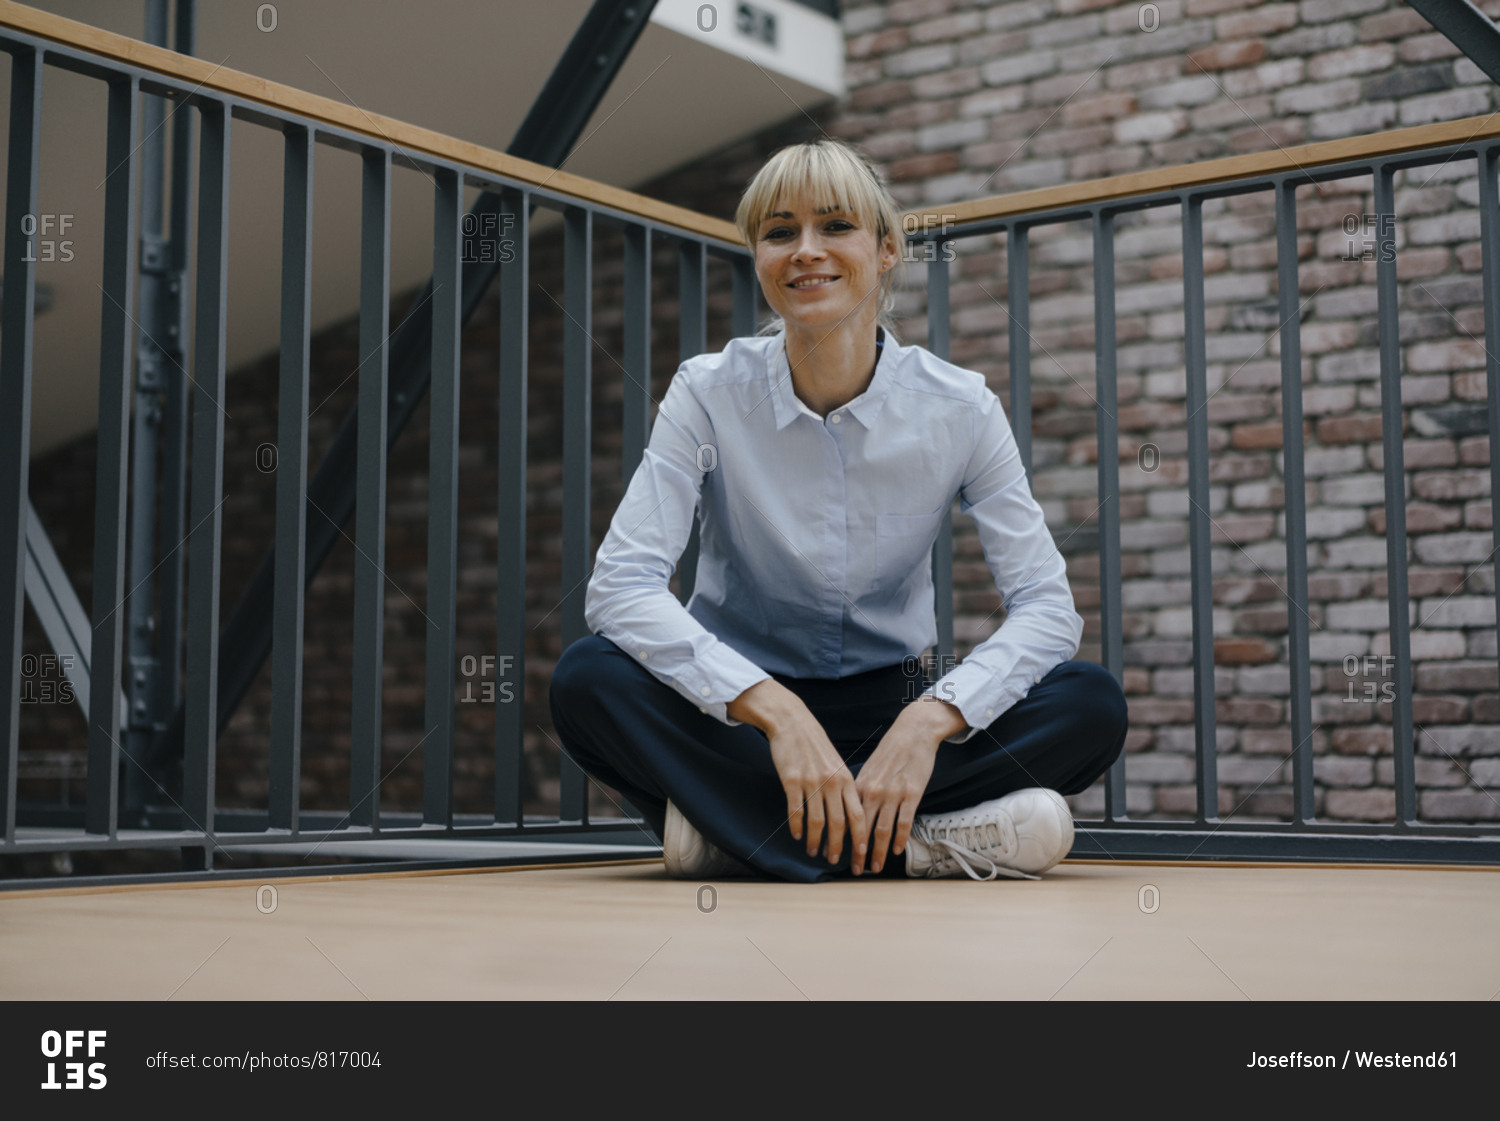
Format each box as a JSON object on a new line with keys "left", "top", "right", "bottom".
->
{"left": 0, "top": 0, "right": 745, "bottom": 245}
{"left": 905, "top": 113, "right": 1500, "bottom": 229}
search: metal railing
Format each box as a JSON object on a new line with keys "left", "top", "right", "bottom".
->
{"left": 0, "top": 5, "right": 753, "bottom": 875}
{"left": 908, "top": 118, "right": 1500, "bottom": 864}
{"left": 4, "top": 4, "right": 1499, "bottom": 879}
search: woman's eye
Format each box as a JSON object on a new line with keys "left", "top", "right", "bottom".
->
{"left": 764, "top": 227, "right": 793, "bottom": 240}
{"left": 825, "top": 220, "right": 853, "bottom": 232}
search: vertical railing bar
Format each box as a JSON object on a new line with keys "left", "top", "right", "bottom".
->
{"left": 494, "top": 187, "right": 528, "bottom": 827}
{"left": 424, "top": 165, "right": 463, "bottom": 828}
{"left": 559, "top": 205, "right": 593, "bottom": 823}
{"left": 925, "top": 246, "right": 950, "bottom": 356}
{"left": 181, "top": 95, "right": 230, "bottom": 857}
{"left": 730, "top": 253, "right": 758, "bottom": 343}
{"left": 85, "top": 75, "right": 140, "bottom": 839}
{"left": 157, "top": 20, "right": 195, "bottom": 725}
{"left": 1007, "top": 224, "right": 1034, "bottom": 484}
{"left": 623, "top": 224, "right": 653, "bottom": 479}
{"left": 0, "top": 46, "right": 43, "bottom": 844}
{"left": 269, "top": 125, "right": 313, "bottom": 832}
{"left": 1093, "top": 208, "right": 1127, "bottom": 821}
{"left": 927, "top": 249, "right": 954, "bottom": 666}
{"left": 675, "top": 239, "right": 707, "bottom": 607}
{"left": 1373, "top": 163, "right": 1416, "bottom": 826}
{"left": 349, "top": 146, "right": 391, "bottom": 830}
{"left": 1275, "top": 178, "right": 1315, "bottom": 825}
{"left": 679, "top": 239, "right": 708, "bottom": 356}
{"left": 609, "top": 223, "right": 657, "bottom": 830}
{"left": 157, "top": 356, "right": 188, "bottom": 713}
{"left": 1479, "top": 147, "right": 1500, "bottom": 738}
{"left": 1182, "top": 195, "right": 1220, "bottom": 825}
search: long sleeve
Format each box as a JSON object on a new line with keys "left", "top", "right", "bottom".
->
{"left": 923, "top": 389, "right": 1086, "bottom": 744}
{"left": 583, "top": 367, "right": 771, "bottom": 725}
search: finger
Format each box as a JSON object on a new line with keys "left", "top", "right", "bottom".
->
{"left": 785, "top": 785, "right": 803, "bottom": 842}
{"left": 845, "top": 784, "right": 869, "bottom": 875}
{"left": 805, "top": 787, "right": 826, "bottom": 858}
{"left": 824, "top": 783, "right": 848, "bottom": 866}
{"left": 869, "top": 801, "right": 898, "bottom": 874}
{"left": 891, "top": 798, "right": 919, "bottom": 858}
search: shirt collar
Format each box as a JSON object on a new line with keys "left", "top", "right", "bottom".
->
{"left": 767, "top": 328, "right": 895, "bottom": 431}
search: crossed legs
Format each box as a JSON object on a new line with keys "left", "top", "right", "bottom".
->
{"left": 549, "top": 635, "right": 1128, "bottom": 883}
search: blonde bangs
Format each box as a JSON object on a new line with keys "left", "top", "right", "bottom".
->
{"left": 735, "top": 141, "right": 897, "bottom": 250}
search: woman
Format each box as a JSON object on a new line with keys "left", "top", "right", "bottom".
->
{"left": 549, "top": 139, "right": 1127, "bottom": 883}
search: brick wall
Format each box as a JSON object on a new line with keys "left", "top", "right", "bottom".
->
{"left": 838, "top": 0, "right": 1498, "bottom": 822}
{"left": 19, "top": 0, "right": 1498, "bottom": 828}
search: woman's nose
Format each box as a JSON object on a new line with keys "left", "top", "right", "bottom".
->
{"left": 792, "top": 231, "right": 825, "bottom": 261}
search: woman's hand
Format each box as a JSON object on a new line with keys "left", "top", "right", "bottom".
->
{"left": 728, "top": 679, "right": 866, "bottom": 865}
{"left": 852, "top": 696, "right": 965, "bottom": 875}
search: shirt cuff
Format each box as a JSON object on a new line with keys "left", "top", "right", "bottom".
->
{"left": 662, "top": 640, "right": 770, "bottom": 728}
{"left": 923, "top": 660, "right": 1023, "bottom": 745}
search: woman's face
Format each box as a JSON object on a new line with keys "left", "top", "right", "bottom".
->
{"left": 753, "top": 195, "right": 897, "bottom": 336}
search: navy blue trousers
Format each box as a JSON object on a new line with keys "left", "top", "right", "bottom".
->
{"left": 549, "top": 634, "right": 1128, "bottom": 883}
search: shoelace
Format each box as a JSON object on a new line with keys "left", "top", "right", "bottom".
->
{"left": 912, "top": 814, "right": 1037, "bottom": 881}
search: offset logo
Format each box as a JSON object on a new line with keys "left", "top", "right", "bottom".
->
{"left": 40, "top": 1030, "right": 106, "bottom": 1090}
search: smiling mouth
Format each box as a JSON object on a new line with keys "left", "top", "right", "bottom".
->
{"left": 789, "top": 276, "right": 839, "bottom": 289}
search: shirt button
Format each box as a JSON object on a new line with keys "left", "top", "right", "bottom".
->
{"left": 830, "top": 413, "right": 842, "bottom": 424}
{"left": 1034, "top": 674, "right": 1042, "bottom": 684}
{"left": 700, "top": 685, "right": 711, "bottom": 697}
{"left": 699, "top": 705, "right": 708, "bottom": 714}
{"left": 985, "top": 708, "right": 994, "bottom": 718}
{"left": 639, "top": 651, "right": 649, "bottom": 661}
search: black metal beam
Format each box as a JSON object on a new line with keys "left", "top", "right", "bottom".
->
{"left": 146, "top": 0, "right": 660, "bottom": 783}
{"left": 509, "top": 0, "right": 664, "bottom": 165}
{"left": 120, "top": 0, "right": 192, "bottom": 820}
{"left": 1406, "top": 0, "right": 1500, "bottom": 85}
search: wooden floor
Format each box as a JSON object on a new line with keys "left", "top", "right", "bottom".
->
{"left": 2, "top": 860, "right": 1496, "bottom": 1000}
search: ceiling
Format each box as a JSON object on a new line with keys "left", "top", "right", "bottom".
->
{"left": 3, "top": 0, "right": 843, "bottom": 454}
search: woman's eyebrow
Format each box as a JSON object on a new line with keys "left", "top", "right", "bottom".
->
{"left": 764, "top": 206, "right": 849, "bottom": 221}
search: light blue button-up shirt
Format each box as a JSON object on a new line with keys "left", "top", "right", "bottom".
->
{"left": 583, "top": 329, "right": 1084, "bottom": 744}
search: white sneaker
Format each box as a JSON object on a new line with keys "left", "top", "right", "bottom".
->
{"left": 662, "top": 800, "right": 754, "bottom": 879}
{"left": 905, "top": 788, "right": 1075, "bottom": 881}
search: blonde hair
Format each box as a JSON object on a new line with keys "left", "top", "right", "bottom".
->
{"left": 735, "top": 139, "right": 903, "bottom": 338}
